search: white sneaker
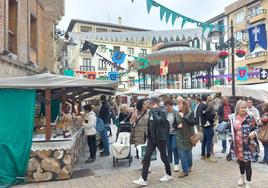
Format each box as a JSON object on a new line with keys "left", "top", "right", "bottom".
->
{"left": 238, "top": 174, "right": 245, "bottom": 186}
{"left": 160, "top": 174, "right": 173, "bottom": 182}
{"left": 245, "top": 180, "right": 251, "bottom": 188}
{"left": 133, "top": 177, "right": 147, "bottom": 186}
{"left": 174, "top": 165, "right": 180, "bottom": 172}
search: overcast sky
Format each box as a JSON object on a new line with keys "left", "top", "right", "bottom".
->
{"left": 58, "top": 0, "right": 237, "bottom": 31}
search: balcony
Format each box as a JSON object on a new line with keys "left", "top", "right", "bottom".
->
{"left": 79, "top": 65, "right": 95, "bottom": 72}
{"left": 247, "top": 9, "right": 267, "bottom": 24}
{"left": 239, "top": 51, "right": 268, "bottom": 65}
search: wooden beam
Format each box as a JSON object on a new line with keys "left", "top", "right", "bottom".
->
{"left": 45, "top": 89, "right": 51, "bottom": 141}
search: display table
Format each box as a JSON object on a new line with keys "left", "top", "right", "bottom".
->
{"left": 26, "top": 127, "right": 85, "bottom": 182}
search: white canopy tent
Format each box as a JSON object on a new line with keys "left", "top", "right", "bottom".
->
{"left": 148, "top": 88, "right": 216, "bottom": 98}
{"left": 212, "top": 84, "right": 268, "bottom": 102}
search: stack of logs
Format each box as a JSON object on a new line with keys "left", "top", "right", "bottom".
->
{"left": 27, "top": 149, "right": 73, "bottom": 182}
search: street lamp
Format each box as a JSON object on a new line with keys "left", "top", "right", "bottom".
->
{"left": 208, "top": 20, "right": 244, "bottom": 97}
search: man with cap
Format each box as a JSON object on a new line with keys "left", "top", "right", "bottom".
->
{"left": 133, "top": 97, "right": 172, "bottom": 186}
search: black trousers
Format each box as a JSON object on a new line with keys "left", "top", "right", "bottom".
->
{"left": 87, "top": 135, "right": 97, "bottom": 159}
{"left": 238, "top": 160, "right": 252, "bottom": 181}
{"left": 142, "top": 140, "right": 171, "bottom": 181}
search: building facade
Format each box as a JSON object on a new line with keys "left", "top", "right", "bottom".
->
{"left": 225, "top": 0, "right": 268, "bottom": 85}
{"left": 65, "top": 19, "right": 152, "bottom": 89}
{"left": 0, "top": 0, "right": 65, "bottom": 77}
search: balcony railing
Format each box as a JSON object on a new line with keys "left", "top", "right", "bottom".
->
{"left": 80, "top": 66, "right": 95, "bottom": 72}
{"left": 8, "top": 30, "right": 16, "bottom": 54}
{"left": 245, "top": 51, "right": 267, "bottom": 60}
{"left": 248, "top": 9, "right": 267, "bottom": 19}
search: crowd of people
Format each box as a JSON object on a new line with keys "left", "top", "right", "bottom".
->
{"left": 80, "top": 93, "right": 268, "bottom": 188}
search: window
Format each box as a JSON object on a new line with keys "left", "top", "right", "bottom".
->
{"left": 96, "top": 28, "right": 108, "bottom": 32}
{"left": 217, "top": 59, "right": 225, "bottom": 70}
{"left": 206, "top": 42, "right": 211, "bottom": 50}
{"left": 30, "top": 15, "right": 37, "bottom": 50}
{"left": 99, "top": 45, "right": 106, "bottom": 52}
{"left": 111, "top": 30, "right": 121, "bottom": 32}
{"left": 129, "top": 77, "right": 135, "bottom": 86}
{"left": 81, "top": 58, "right": 91, "bottom": 71}
{"left": 235, "top": 10, "right": 245, "bottom": 24}
{"left": 80, "top": 26, "right": 92, "bottom": 32}
{"left": 98, "top": 59, "right": 107, "bottom": 69}
{"left": 8, "top": 0, "right": 18, "bottom": 54}
{"left": 127, "top": 47, "right": 134, "bottom": 55}
{"left": 140, "top": 49, "right": 147, "bottom": 56}
{"left": 114, "top": 46, "right": 120, "bottom": 52}
{"left": 235, "top": 31, "right": 243, "bottom": 42}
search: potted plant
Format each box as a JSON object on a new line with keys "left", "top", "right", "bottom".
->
{"left": 218, "top": 51, "right": 229, "bottom": 59}
{"left": 235, "top": 49, "right": 246, "bottom": 58}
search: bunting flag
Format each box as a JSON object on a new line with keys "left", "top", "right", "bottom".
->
{"left": 248, "top": 23, "right": 267, "bottom": 53}
{"left": 237, "top": 66, "right": 248, "bottom": 81}
{"left": 80, "top": 41, "right": 98, "bottom": 55}
{"left": 139, "top": 0, "right": 217, "bottom": 32}
{"left": 96, "top": 53, "right": 126, "bottom": 72}
{"left": 260, "top": 69, "right": 268, "bottom": 80}
{"left": 112, "top": 51, "right": 126, "bottom": 65}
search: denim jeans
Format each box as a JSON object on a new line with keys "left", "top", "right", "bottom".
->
{"left": 222, "top": 140, "right": 227, "bottom": 151}
{"left": 201, "top": 126, "right": 214, "bottom": 158}
{"left": 100, "top": 128, "right": 110, "bottom": 155}
{"left": 166, "top": 134, "right": 179, "bottom": 165}
{"left": 263, "top": 143, "right": 268, "bottom": 161}
{"left": 178, "top": 149, "right": 192, "bottom": 173}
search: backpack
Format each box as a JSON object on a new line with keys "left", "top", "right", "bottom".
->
{"left": 96, "top": 117, "right": 105, "bottom": 133}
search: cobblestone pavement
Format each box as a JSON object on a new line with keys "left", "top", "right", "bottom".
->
{"left": 14, "top": 124, "right": 268, "bottom": 188}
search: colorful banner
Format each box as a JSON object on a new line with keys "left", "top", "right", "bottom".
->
{"left": 160, "top": 60, "right": 169, "bottom": 76}
{"left": 80, "top": 41, "right": 98, "bottom": 55}
{"left": 108, "top": 72, "right": 119, "bottom": 81}
{"left": 112, "top": 51, "right": 126, "bottom": 65}
{"left": 260, "top": 69, "right": 268, "bottom": 80}
{"left": 63, "top": 69, "right": 74, "bottom": 77}
{"left": 248, "top": 23, "right": 267, "bottom": 53}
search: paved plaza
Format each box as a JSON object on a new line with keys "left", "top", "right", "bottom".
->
{"left": 15, "top": 124, "right": 268, "bottom": 188}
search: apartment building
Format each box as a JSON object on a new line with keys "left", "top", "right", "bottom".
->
{"left": 0, "top": 0, "right": 65, "bottom": 77}
{"left": 225, "top": 0, "right": 268, "bottom": 84}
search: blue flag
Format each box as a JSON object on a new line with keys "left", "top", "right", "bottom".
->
{"left": 248, "top": 23, "right": 267, "bottom": 53}
{"left": 112, "top": 51, "right": 126, "bottom": 65}
{"left": 108, "top": 72, "right": 118, "bottom": 81}
{"left": 237, "top": 66, "right": 248, "bottom": 81}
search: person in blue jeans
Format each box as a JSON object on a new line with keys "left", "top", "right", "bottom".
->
{"left": 175, "top": 100, "right": 195, "bottom": 178}
{"left": 164, "top": 99, "right": 181, "bottom": 172}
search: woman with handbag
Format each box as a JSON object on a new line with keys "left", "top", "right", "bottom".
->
{"left": 228, "top": 100, "right": 259, "bottom": 188}
{"left": 175, "top": 100, "right": 195, "bottom": 178}
{"left": 258, "top": 102, "right": 268, "bottom": 164}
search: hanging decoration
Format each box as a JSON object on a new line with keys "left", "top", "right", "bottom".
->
{"left": 218, "top": 51, "right": 229, "bottom": 59}
{"left": 80, "top": 41, "right": 98, "bottom": 55}
{"left": 235, "top": 49, "right": 246, "bottom": 58}
{"left": 96, "top": 53, "right": 126, "bottom": 71}
{"left": 108, "top": 72, "right": 119, "bottom": 81}
{"left": 140, "top": 0, "right": 217, "bottom": 32}
{"left": 160, "top": 60, "right": 169, "bottom": 76}
{"left": 112, "top": 51, "right": 126, "bottom": 65}
{"left": 248, "top": 23, "right": 267, "bottom": 53}
{"left": 237, "top": 66, "right": 248, "bottom": 81}
{"left": 260, "top": 69, "right": 268, "bottom": 80}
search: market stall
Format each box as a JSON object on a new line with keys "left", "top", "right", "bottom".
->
{"left": 0, "top": 73, "right": 117, "bottom": 185}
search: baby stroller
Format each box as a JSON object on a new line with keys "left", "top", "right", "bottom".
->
{"left": 112, "top": 122, "right": 133, "bottom": 167}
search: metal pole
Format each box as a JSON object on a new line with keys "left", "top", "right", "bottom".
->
{"left": 138, "top": 71, "right": 141, "bottom": 90}
{"left": 231, "top": 20, "right": 235, "bottom": 96}
{"left": 143, "top": 73, "right": 146, "bottom": 90}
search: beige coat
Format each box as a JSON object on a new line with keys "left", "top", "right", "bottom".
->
{"left": 133, "top": 111, "right": 149, "bottom": 146}
{"left": 83, "top": 111, "right": 97, "bottom": 136}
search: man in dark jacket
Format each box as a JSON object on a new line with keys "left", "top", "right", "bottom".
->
{"left": 98, "top": 95, "right": 111, "bottom": 156}
{"left": 133, "top": 97, "right": 172, "bottom": 186}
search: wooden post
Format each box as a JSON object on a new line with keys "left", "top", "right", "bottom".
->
{"left": 45, "top": 89, "right": 51, "bottom": 141}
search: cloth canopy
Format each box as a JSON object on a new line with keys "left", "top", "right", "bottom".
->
{"left": 149, "top": 88, "right": 215, "bottom": 98}
{"left": 212, "top": 84, "right": 268, "bottom": 101}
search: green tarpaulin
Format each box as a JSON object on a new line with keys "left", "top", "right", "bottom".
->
{"left": 0, "top": 89, "right": 36, "bottom": 187}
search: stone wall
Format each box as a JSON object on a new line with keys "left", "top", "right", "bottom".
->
{"left": 26, "top": 131, "right": 84, "bottom": 182}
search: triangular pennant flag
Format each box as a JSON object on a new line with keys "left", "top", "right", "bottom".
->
{"left": 81, "top": 41, "right": 98, "bottom": 56}
{"left": 165, "top": 8, "right": 171, "bottom": 23}
{"left": 131, "top": 0, "right": 134, "bottom": 3}
{"left": 146, "top": 0, "right": 153, "bottom": 14}
{"left": 181, "top": 17, "right": 187, "bottom": 29}
{"left": 112, "top": 51, "right": 126, "bottom": 65}
{"left": 160, "top": 5, "right": 166, "bottom": 21}
{"left": 171, "top": 12, "right": 178, "bottom": 26}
